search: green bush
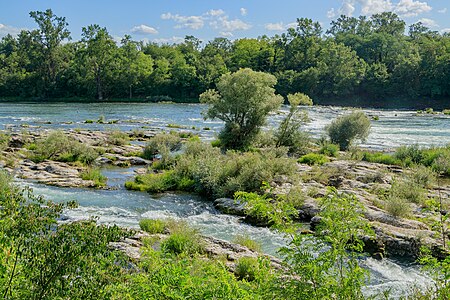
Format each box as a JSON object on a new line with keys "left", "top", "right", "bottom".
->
{"left": 385, "top": 195, "right": 412, "bottom": 218}
{"left": 326, "top": 111, "right": 371, "bottom": 150}
{"left": 409, "top": 165, "right": 436, "bottom": 188}
{"left": 0, "top": 170, "right": 128, "bottom": 299}
{"left": 319, "top": 143, "right": 339, "bottom": 157}
{"left": 142, "top": 133, "right": 182, "bottom": 169}
{"left": 125, "top": 170, "right": 194, "bottom": 193}
{"left": 361, "top": 151, "right": 400, "bottom": 165}
{"left": 234, "top": 257, "right": 260, "bottom": 281}
{"left": 298, "top": 153, "right": 330, "bottom": 166}
{"left": 274, "top": 93, "right": 312, "bottom": 155}
{"left": 161, "top": 226, "right": 203, "bottom": 256}
{"left": 233, "top": 235, "right": 262, "bottom": 252}
{"left": 107, "top": 130, "right": 130, "bottom": 146}
{"left": 394, "top": 145, "right": 423, "bottom": 166}
{"left": 29, "top": 131, "right": 98, "bottom": 165}
{"left": 0, "top": 132, "right": 10, "bottom": 151}
{"left": 139, "top": 219, "right": 166, "bottom": 234}
{"left": 80, "top": 167, "right": 107, "bottom": 187}
{"left": 443, "top": 109, "right": 450, "bottom": 115}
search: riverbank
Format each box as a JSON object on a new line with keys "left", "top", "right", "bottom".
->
{"left": 1, "top": 96, "right": 450, "bottom": 110}
{"left": 1, "top": 128, "right": 449, "bottom": 261}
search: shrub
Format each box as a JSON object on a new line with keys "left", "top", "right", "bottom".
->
{"left": 29, "top": 131, "right": 98, "bottom": 165}
{"left": 319, "top": 143, "right": 339, "bottom": 157}
{"left": 326, "top": 111, "right": 371, "bottom": 151}
{"left": 107, "top": 130, "right": 130, "bottom": 146}
{"left": 409, "top": 165, "right": 436, "bottom": 188}
{"left": 161, "top": 226, "right": 203, "bottom": 256}
{"left": 443, "top": 109, "right": 450, "bottom": 115}
{"left": 125, "top": 171, "right": 177, "bottom": 193}
{"left": 200, "top": 68, "right": 283, "bottom": 150}
{"left": 125, "top": 170, "right": 194, "bottom": 193}
{"left": 274, "top": 93, "right": 312, "bottom": 155}
{"left": 142, "top": 133, "right": 182, "bottom": 166}
{"left": 233, "top": 235, "right": 262, "bottom": 252}
{"left": 361, "top": 151, "right": 400, "bottom": 165}
{"left": 0, "top": 132, "right": 10, "bottom": 151}
{"left": 385, "top": 195, "right": 412, "bottom": 218}
{"left": 139, "top": 219, "right": 166, "bottom": 234}
{"left": 298, "top": 153, "right": 330, "bottom": 166}
{"left": 234, "top": 257, "right": 260, "bottom": 281}
{"left": 80, "top": 167, "right": 107, "bottom": 187}
{"left": 394, "top": 145, "right": 423, "bottom": 166}
{"left": 390, "top": 178, "right": 426, "bottom": 205}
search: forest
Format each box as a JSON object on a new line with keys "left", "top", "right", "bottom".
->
{"left": 0, "top": 9, "right": 449, "bottom": 108}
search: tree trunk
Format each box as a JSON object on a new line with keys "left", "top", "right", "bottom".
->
{"left": 96, "top": 71, "right": 103, "bottom": 100}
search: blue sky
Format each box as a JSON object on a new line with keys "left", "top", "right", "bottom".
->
{"left": 1, "top": 0, "right": 449, "bottom": 43}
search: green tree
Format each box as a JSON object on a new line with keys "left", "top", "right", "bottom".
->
{"left": 280, "top": 189, "right": 374, "bottom": 299}
{"left": 79, "top": 24, "right": 117, "bottom": 100}
{"left": 275, "top": 92, "right": 312, "bottom": 155}
{"left": 200, "top": 68, "right": 283, "bottom": 149}
{"left": 326, "top": 111, "right": 371, "bottom": 150}
{"left": 28, "top": 9, "right": 71, "bottom": 96}
{"left": 117, "top": 35, "right": 153, "bottom": 98}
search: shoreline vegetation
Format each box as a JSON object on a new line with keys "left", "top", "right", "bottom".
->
{"left": 0, "top": 9, "right": 449, "bottom": 109}
{"left": 1, "top": 9, "right": 450, "bottom": 299}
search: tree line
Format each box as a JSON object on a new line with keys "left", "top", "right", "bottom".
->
{"left": 0, "top": 9, "right": 449, "bottom": 107}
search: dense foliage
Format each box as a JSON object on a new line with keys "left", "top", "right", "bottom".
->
{"left": 1, "top": 9, "right": 449, "bottom": 107}
{"left": 0, "top": 171, "right": 128, "bottom": 299}
{"left": 200, "top": 68, "right": 283, "bottom": 149}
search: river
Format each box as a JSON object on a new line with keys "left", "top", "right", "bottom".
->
{"left": 1, "top": 102, "right": 449, "bottom": 150}
{"left": 3, "top": 101, "right": 448, "bottom": 298}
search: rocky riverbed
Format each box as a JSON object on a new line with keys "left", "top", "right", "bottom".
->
{"left": 1, "top": 129, "right": 449, "bottom": 261}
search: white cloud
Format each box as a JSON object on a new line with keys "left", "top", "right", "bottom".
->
{"left": 131, "top": 24, "right": 158, "bottom": 35}
{"left": 265, "top": 22, "right": 285, "bottom": 31}
{"left": 265, "top": 21, "right": 297, "bottom": 31}
{"left": 152, "top": 36, "right": 184, "bottom": 44}
{"left": 206, "top": 9, "right": 225, "bottom": 16}
{"left": 394, "top": 0, "right": 432, "bottom": 17}
{"left": 240, "top": 8, "right": 247, "bottom": 16}
{"left": 161, "top": 12, "right": 204, "bottom": 30}
{"left": 161, "top": 9, "right": 251, "bottom": 33}
{"left": 360, "top": 0, "right": 393, "bottom": 15}
{"left": 437, "top": 8, "right": 447, "bottom": 13}
{"left": 0, "top": 23, "right": 23, "bottom": 38}
{"left": 210, "top": 16, "right": 251, "bottom": 32}
{"left": 441, "top": 28, "right": 450, "bottom": 33}
{"left": 328, "top": 0, "right": 431, "bottom": 17}
{"left": 219, "top": 31, "right": 233, "bottom": 37}
{"left": 418, "top": 18, "right": 438, "bottom": 27}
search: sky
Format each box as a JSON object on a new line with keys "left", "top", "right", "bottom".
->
{"left": 0, "top": 0, "right": 449, "bottom": 44}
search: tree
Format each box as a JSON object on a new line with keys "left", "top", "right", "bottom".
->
{"left": 280, "top": 189, "right": 374, "bottom": 300}
{"left": 275, "top": 93, "right": 312, "bottom": 155}
{"left": 326, "top": 111, "right": 371, "bottom": 150}
{"left": 28, "top": 9, "right": 71, "bottom": 96}
{"left": 80, "top": 25, "right": 117, "bottom": 100}
{"left": 117, "top": 35, "right": 153, "bottom": 98}
{"left": 200, "top": 68, "right": 283, "bottom": 149}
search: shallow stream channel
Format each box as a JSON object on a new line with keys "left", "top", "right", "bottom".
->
{"left": 3, "top": 102, "right": 449, "bottom": 298}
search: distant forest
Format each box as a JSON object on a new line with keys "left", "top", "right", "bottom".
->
{"left": 0, "top": 9, "right": 449, "bottom": 108}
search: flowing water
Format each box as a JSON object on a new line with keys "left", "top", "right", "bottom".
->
{"left": 1, "top": 102, "right": 449, "bottom": 150}
{"left": 3, "top": 101, "right": 448, "bottom": 298}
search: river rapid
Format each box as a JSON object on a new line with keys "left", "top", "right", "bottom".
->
{"left": 3, "top": 102, "right": 449, "bottom": 298}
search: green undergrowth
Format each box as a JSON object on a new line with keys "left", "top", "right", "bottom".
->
{"left": 356, "top": 145, "right": 450, "bottom": 176}
{"left": 127, "top": 140, "right": 297, "bottom": 199}
{"left": 27, "top": 131, "right": 99, "bottom": 165}
{"left": 80, "top": 167, "right": 107, "bottom": 187}
{"left": 298, "top": 153, "right": 330, "bottom": 165}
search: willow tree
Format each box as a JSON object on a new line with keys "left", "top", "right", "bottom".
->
{"left": 200, "top": 68, "right": 283, "bottom": 149}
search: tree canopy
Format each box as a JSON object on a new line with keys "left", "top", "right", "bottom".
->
{"left": 200, "top": 68, "right": 283, "bottom": 149}
{"left": 0, "top": 10, "right": 449, "bottom": 108}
